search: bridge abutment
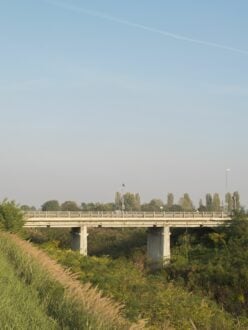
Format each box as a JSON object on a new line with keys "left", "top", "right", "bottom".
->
{"left": 71, "top": 226, "right": 87, "bottom": 255}
{"left": 147, "top": 226, "right": 170, "bottom": 269}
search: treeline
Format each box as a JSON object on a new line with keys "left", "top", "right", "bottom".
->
{"left": 21, "top": 191, "right": 241, "bottom": 212}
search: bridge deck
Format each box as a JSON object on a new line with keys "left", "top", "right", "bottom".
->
{"left": 24, "top": 211, "right": 232, "bottom": 228}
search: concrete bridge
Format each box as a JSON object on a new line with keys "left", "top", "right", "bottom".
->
{"left": 24, "top": 211, "right": 232, "bottom": 268}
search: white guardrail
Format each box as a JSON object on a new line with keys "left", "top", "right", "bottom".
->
{"left": 25, "top": 211, "right": 232, "bottom": 219}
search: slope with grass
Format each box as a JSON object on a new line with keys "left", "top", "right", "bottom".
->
{"left": 0, "top": 249, "right": 58, "bottom": 329}
{"left": 26, "top": 212, "right": 248, "bottom": 329}
{"left": 0, "top": 231, "right": 142, "bottom": 330}
{"left": 40, "top": 238, "right": 247, "bottom": 329}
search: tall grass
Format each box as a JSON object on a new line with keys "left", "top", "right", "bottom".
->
{"left": 0, "top": 232, "right": 144, "bottom": 329}
{"left": 40, "top": 240, "right": 248, "bottom": 329}
{"left": 0, "top": 250, "right": 58, "bottom": 329}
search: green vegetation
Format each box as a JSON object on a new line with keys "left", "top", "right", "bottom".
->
{"left": 32, "top": 215, "right": 248, "bottom": 329}
{"left": 0, "top": 200, "right": 24, "bottom": 232}
{"left": 34, "top": 189, "right": 241, "bottom": 213}
{"left": 0, "top": 248, "right": 57, "bottom": 329}
{"left": 4, "top": 197, "right": 247, "bottom": 329}
{"left": 167, "top": 212, "right": 248, "bottom": 318}
{"left": 0, "top": 232, "right": 138, "bottom": 330}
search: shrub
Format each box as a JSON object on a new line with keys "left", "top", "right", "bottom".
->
{"left": 0, "top": 200, "right": 24, "bottom": 232}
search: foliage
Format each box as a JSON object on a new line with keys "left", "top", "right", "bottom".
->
{"left": 141, "top": 199, "right": 164, "bottom": 212}
{"left": 180, "top": 193, "right": 194, "bottom": 211}
{"left": 0, "top": 232, "right": 135, "bottom": 330}
{"left": 114, "top": 192, "right": 141, "bottom": 211}
{"left": 205, "top": 193, "right": 213, "bottom": 211}
{"left": 0, "top": 248, "right": 58, "bottom": 329}
{"left": 0, "top": 200, "right": 24, "bottom": 232}
{"left": 37, "top": 227, "right": 248, "bottom": 329}
{"left": 20, "top": 204, "right": 36, "bottom": 211}
{"left": 233, "top": 191, "right": 241, "bottom": 210}
{"left": 225, "top": 192, "right": 233, "bottom": 211}
{"left": 41, "top": 200, "right": 60, "bottom": 211}
{"left": 81, "top": 202, "right": 115, "bottom": 211}
{"left": 61, "top": 200, "right": 80, "bottom": 211}
{"left": 213, "top": 193, "right": 221, "bottom": 211}
{"left": 166, "top": 193, "right": 174, "bottom": 209}
{"left": 166, "top": 212, "right": 248, "bottom": 318}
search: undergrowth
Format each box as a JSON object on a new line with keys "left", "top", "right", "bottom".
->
{"left": 0, "top": 232, "right": 142, "bottom": 330}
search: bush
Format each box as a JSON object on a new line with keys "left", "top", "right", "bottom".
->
{"left": 0, "top": 200, "right": 24, "bottom": 232}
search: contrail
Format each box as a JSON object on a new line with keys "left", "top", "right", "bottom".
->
{"left": 44, "top": 0, "right": 248, "bottom": 55}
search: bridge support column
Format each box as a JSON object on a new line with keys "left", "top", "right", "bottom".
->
{"left": 147, "top": 226, "right": 170, "bottom": 269}
{"left": 71, "top": 226, "right": 87, "bottom": 255}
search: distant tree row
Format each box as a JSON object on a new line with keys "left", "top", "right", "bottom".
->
{"left": 21, "top": 191, "right": 241, "bottom": 212}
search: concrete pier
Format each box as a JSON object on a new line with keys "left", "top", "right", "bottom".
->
{"left": 147, "top": 226, "right": 170, "bottom": 269}
{"left": 71, "top": 226, "right": 88, "bottom": 255}
{"left": 24, "top": 211, "right": 230, "bottom": 269}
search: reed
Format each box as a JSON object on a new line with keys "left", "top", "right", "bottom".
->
{"left": 0, "top": 232, "right": 145, "bottom": 329}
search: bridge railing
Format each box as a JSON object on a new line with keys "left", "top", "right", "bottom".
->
{"left": 25, "top": 211, "right": 231, "bottom": 218}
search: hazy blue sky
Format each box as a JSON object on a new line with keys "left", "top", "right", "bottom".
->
{"left": 1, "top": 1, "right": 248, "bottom": 207}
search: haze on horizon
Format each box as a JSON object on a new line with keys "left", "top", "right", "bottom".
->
{"left": 1, "top": 1, "right": 248, "bottom": 208}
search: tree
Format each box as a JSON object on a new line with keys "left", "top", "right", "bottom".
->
{"left": 198, "top": 199, "right": 207, "bottom": 212}
{"left": 167, "top": 193, "right": 174, "bottom": 210}
{"left": 180, "top": 193, "right": 194, "bottom": 211}
{"left": 149, "top": 199, "right": 164, "bottom": 211}
{"left": 233, "top": 191, "right": 240, "bottom": 210}
{"left": 123, "top": 193, "right": 141, "bottom": 211}
{"left": 212, "top": 193, "right": 221, "bottom": 211}
{"left": 0, "top": 200, "right": 24, "bottom": 232}
{"left": 169, "top": 204, "right": 183, "bottom": 212}
{"left": 115, "top": 192, "right": 122, "bottom": 210}
{"left": 20, "top": 205, "right": 36, "bottom": 211}
{"left": 205, "top": 194, "right": 213, "bottom": 211}
{"left": 61, "top": 201, "right": 80, "bottom": 211}
{"left": 225, "top": 193, "right": 233, "bottom": 212}
{"left": 41, "top": 200, "right": 60, "bottom": 211}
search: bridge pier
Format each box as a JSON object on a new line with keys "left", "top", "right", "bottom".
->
{"left": 147, "top": 226, "right": 170, "bottom": 269}
{"left": 71, "top": 226, "right": 88, "bottom": 255}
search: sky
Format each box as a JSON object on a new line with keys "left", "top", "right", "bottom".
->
{"left": 1, "top": 0, "right": 248, "bottom": 208}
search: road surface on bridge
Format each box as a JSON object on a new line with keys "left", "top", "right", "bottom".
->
{"left": 24, "top": 211, "right": 232, "bottom": 228}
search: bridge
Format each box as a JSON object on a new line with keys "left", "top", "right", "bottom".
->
{"left": 24, "top": 211, "right": 232, "bottom": 268}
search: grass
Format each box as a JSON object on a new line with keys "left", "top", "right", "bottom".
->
{"left": 0, "top": 231, "right": 143, "bottom": 330}
{"left": 0, "top": 249, "right": 58, "bottom": 329}
{"left": 26, "top": 226, "right": 248, "bottom": 329}
{"left": 41, "top": 241, "right": 248, "bottom": 329}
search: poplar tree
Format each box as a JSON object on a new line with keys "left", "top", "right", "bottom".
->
{"left": 212, "top": 193, "right": 221, "bottom": 211}
{"left": 167, "top": 193, "right": 174, "bottom": 209}
{"left": 205, "top": 194, "right": 213, "bottom": 211}
{"left": 225, "top": 193, "right": 233, "bottom": 212}
{"left": 180, "top": 193, "right": 194, "bottom": 211}
{"left": 233, "top": 191, "right": 240, "bottom": 210}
